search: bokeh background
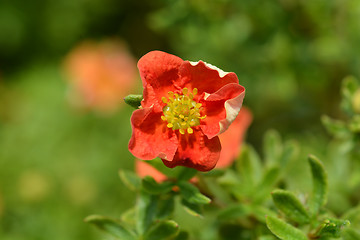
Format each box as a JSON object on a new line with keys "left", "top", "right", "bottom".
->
{"left": 1, "top": 0, "right": 360, "bottom": 239}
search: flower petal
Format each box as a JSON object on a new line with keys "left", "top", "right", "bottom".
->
{"left": 200, "top": 83, "right": 245, "bottom": 139}
{"left": 178, "top": 60, "right": 239, "bottom": 95}
{"left": 162, "top": 130, "right": 221, "bottom": 172}
{"left": 138, "top": 51, "right": 184, "bottom": 111}
{"left": 129, "top": 107, "right": 178, "bottom": 160}
{"left": 217, "top": 107, "right": 253, "bottom": 168}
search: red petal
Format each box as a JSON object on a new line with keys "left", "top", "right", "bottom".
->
{"left": 162, "top": 130, "right": 221, "bottom": 172}
{"left": 137, "top": 51, "right": 184, "bottom": 111}
{"left": 200, "top": 83, "right": 245, "bottom": 139}
{"left": 217, "top": 107, "right": 253, "bottom": 168}
{"left": 129, "top": 107, "right": 178, "bottom": 160}
{"left": 179, "top": 61, "right": 239, "bottom": 95}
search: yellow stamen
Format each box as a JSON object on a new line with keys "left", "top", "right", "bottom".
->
{"left": 161, "top": 87, "right": 206, "bottom": 134}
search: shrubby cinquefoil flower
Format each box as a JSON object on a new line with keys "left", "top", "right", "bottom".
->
{"left": 129, "top": 51, "right": 245, "bottom": 171}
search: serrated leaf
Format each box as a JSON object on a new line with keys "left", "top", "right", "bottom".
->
{"left": 144, "top": 220, "right": 179, "bottom": 240}
{"left": 264, "top": 130, "right": 282, "bottom": 166}
{"left": 315, "top": 218, "right": 350, "bottom": 238}
{"left": 85, "top": 215, "right": 136, "bottom": 240}
{"left": 119, "top": 170, "right": 141, "bottom": 191}
{"left": 308, "top": 155, "right": 328, "bottom": 216}
{"left": 142, "top": 176, "right": 174, "bottom": 195}
{"left": 124, "top": 94, "right": 143, "bottom": 108}
{"left": 178, "top": 181, "right": 211, "bottom": 205}
{"left": 321, "top": 115, "right": 349, "bottom": 137}
{"left": 343, "top": 228, "right": 360, "bottom": 240}
{"left": 271, "top": 189, "right": 310, "bottom": 224}
{"left": 181, "top": 199, "right": 203, "bottom": 218}
{"left": 266, "top": 215, "right": 307, "bottom": 240}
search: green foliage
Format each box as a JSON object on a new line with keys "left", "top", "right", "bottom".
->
{"left": 266, "top": 216, "right": 308, "bottom": 240}
{"left": 271, "top": 189, "right": 310, "bottom": 224}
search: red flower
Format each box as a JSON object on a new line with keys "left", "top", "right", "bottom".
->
{"left": 135, "top": 108, "right": 252, "bottom": 181}
{"left": 64, "top": 40, "right": 138, "bottom": 113}
{"left": 129, "top": 51, "right": 245, "bottom": 171}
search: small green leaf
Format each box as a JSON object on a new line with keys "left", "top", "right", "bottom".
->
{"left": 341, "top": 76, "right": 359, "bottom": 114}
{"left": 178, "top": 181, "right": 211, "bottom": 205}
{"left": 280, "top": 140, "right": 299, "bottom": 167}
{"left": 143, "top": 220, "right": 179, "bottom": 240}
{"left": 217, "top": 204, "right": 247, "bottom": 221}
{"left": 253, "top": 166, "right": 280, "bottom": 203}
{"left": 321, "top": 115, "right": 349, "bottom": 137}
{"left": 343, "top": 228, "right": 360, "bottom": 240}
{"left": 315, "top": 218, "right": 350, "bottom": 239}
{"left": 181, "top": 199, "right": 203, "bottom": 218}
{"left": 124, "top": 94, "right": 143, "bottom": 108}
{"left": 263, "top": 129, "right": 282, "bottom": 166}
{"left": 142, "top": 176, "right": 174, "bottom": 195}
{"left": 156, "top": 195, "right": 175, "bottom": 220}
{"left": 85, "top": 215, "right": 136, "bottom": 240}
{"left": 177, "top": 168, "right": 198, "bottom": 181}
{"left": 271, "top": 189, "right": 310, "bottom": 224}
{"left": 121, "top": 207, "right": 137, "bottom": 226}
{"left": 173, "top": 231, "right": 189, "bottom": 240}
{"left": 308, "top": 155, "right": 328, "bottom": 216}
{"left": 137, "top": 191, "right": 158, "bottom": 234}
{"left": 266, "top": 215, "right": 307, "bottom": 240}
{"left": 236, "top": 145, "right": 256, "bottom": 189}
{"left": 119, "top": 170, "right": 141, "bottom": 191}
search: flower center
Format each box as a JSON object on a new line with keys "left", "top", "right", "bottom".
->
{"left": 161, "top": 88, "right": 206, "bottom": 135}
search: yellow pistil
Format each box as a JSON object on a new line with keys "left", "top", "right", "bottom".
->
{"left": 161, "top": 88, "right": 206, "bottom": 134}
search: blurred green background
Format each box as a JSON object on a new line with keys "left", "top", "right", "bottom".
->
{"left": 0, "top": 0, "right": 360, "bottom": 239}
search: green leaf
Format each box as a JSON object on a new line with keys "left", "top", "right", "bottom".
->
{"left": 142, "top": 176, "right": 174, "bottom": 195}
{"left": 315, "top": 218, "right": 350, "bottom": 239}
{"left": 343, "top": 228, "right": 360, "bottom": 240}
{"left": 266, "top": 215, "right": 307, "bottom": 240}
{"left": 253, "top": 166, "right": 280, "bottom": 203}
{"left": 137, "top": 191, "right": 158, "bottom": 234}
{"left": 124, "top": 94, "right": 143, "bottom": 108}
{"left": 177, "top": 168, "right": 198, "bottom": 181}
{"left": 236, "top": 145, "right": 256, "bottom": 189}
{"left": 156, "top": 195, "right": 175, "bottom": 220}
{"left": 178, "top": 181, "right": 211, "bottom": 205}
{"left": 173, "top": 231, "right": 189, "bottom": 240}
{"left": 121, "top": 207, "right": 137, "bottom": 226}
{"left": 263, "top": 129, "right": 282, "bottom": 166}
{"left": 341, "top": 76, "right": 359, "bottom": 114}
{"left": 321, "top": 115, "right": 349, "bottom": 137}
{"left": 85, "top": 215, "right": 136, "bottom": 240}
{"left": 271, "top": 189, "right": 310, "bottom": 224}
{"left": 308, "top": 155, "right": 328, "bottom": 216}
{"left": 280, "top": 140, "right": 299, "bottom": 167}
{"left": 119, "top": 170, "right": 141, "bottom": 191}
{"left": 144, "top": 220, "right": 179, "bottom": 240}
{"left": 217, "top": 204, "right": 248, "bottom": 221}
{"left": 181, "top": 199, "right": 203, "bottom": 218}
{"left": 201, "top": 169, "right": 225, "bottom": 178}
